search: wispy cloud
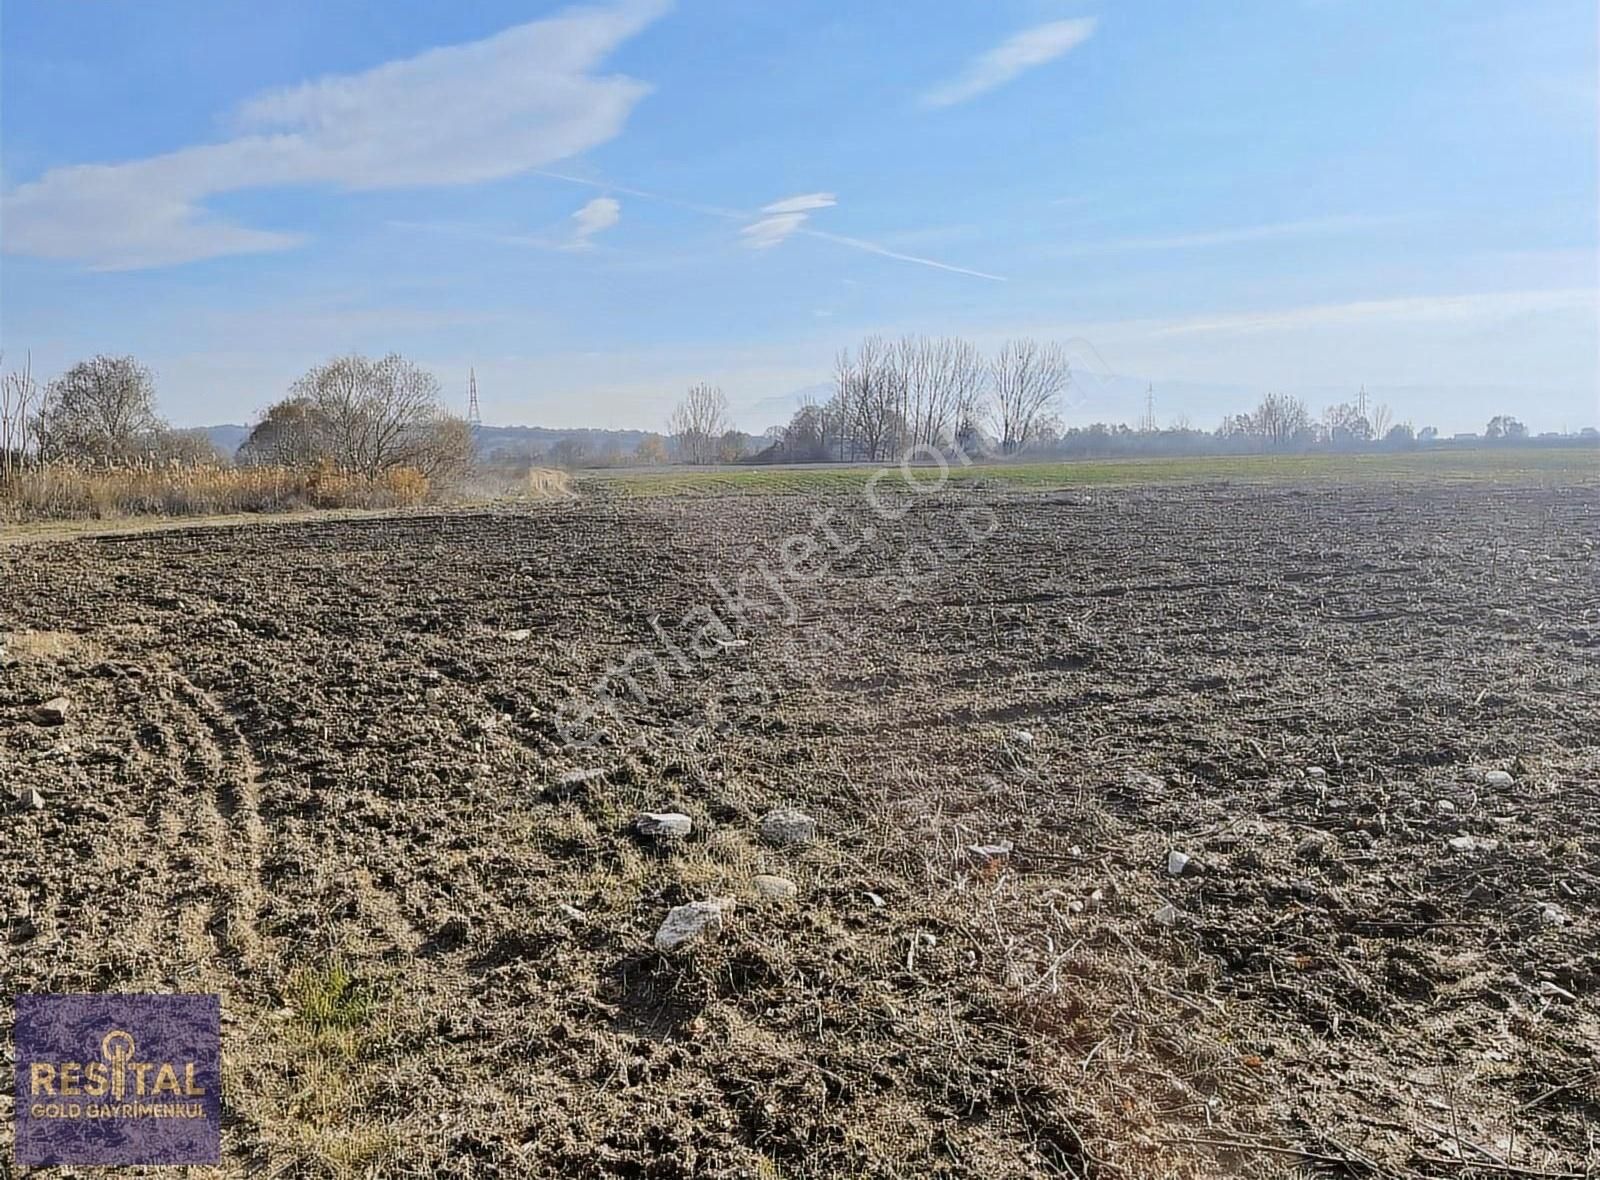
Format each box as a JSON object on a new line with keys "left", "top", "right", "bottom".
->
{"left": 760, "top": 192, "right": 837, "bottom": 215}
{"left": 1059, "top": 215, "right": 1384, "bottom": 255}
{"left": 740, "top": 192, "right": 837, "bottom": 249}
{"left": 741, "top": 213, "right": 809, "bottom": 249}
{"left": 568, "top": 196, "right": 621, "bottom": 248}
{"left": 1, "top": 0, "right": 668, "bottom": 269}
{"left": 921, "top": 17, "right": 1097, "bottom": 109}
{"left": 394, "top": 171, "right": 1002, "bottom": 280}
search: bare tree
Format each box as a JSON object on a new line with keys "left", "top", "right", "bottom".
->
{"left": 894, "top": 336, "right": 984, "bottom": 448}
{"left": 1322, "top": 401, "right": 1371, "bottom": 445}
{"left": 1, "top": 353, "right": 42, "bottom": 479}
{"left": 1250, "top": 393, "right": 1312, "bottom": 447}
{"left": 936, "top": 336, "right": 986, "bottom": 449}
{"left": 667, "top": 383, "right": 733, "bottom": 464}
{"left": 289, "top": 354, "right": 450, "bottom": 478}
{"left": 1370, "top": 402, "right": 1393, "bottom": 441}
{"left": 244, "top": 354, "right": 468, "bottom": 482}
{"left": 835, "top": 336, "right": 903, "bottom": 461}
{"left": 988, "top": 338, "right": 1069, "bottom": 454}
{"left": 39, "top": 355, "right": 163, "bottom": 463}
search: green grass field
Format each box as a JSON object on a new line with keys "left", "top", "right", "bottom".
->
{"left": 586, "top": 445, "right": 1599, "bottom": 498}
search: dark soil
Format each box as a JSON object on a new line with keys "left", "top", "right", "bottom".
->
{"left": 2, "top": 479, "right": 1596, "bottom": 1178}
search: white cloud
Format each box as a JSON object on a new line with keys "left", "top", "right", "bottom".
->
{"left": 741, "top": 212, "right": 809, "bottom": 249}
{"left": 921, "top": 18, "right": 1097, "bottom": 109}
{"left": 569, "top": 196, "right": 621, "bottom": 248}
{"left": 1, "top": 0, "right": 667, "bottom": 269}
{"left": 741, "top": 192, "right": 841, "bottom": 249}
{"left": 761, "top": 192, "right": 836, "bottom": 215}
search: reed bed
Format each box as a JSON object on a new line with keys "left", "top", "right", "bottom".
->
{"left": 0, "top": 461, "right": 435, "bottom": 523}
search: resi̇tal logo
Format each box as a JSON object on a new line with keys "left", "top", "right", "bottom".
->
{"left": 14, "top": 994, "right": 221, "bottom": 1165}
{"left": 28, "top": 1027, "right": 208, "bottom": 1111}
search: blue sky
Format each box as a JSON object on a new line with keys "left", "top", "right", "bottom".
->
{"left": 2, "top": 0, "right": 1595, "bottom": 432}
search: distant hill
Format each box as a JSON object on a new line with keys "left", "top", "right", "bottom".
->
{"left": 739, "top": 383, "right": 833, "bottom": 433}
{"left": 205, "top": 424, "right": 251, "bottom": 457}
{"left": 202, "top": 422, "right": 660, "bottom": 463}
{"left": 470, "top": 424, "right": 655, "bottom": 461}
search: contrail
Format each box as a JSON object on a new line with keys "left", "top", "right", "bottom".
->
{"left": 531, "top": 169, "right": 1006, "bottom": 282}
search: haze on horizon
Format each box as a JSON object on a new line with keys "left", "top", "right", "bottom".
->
{"left": 2, "top": 0, "right": 1595, "bottom": 436}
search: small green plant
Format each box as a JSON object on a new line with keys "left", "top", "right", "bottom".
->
{"left": 285, "top": 959, "right": 380, "bottom": 1033}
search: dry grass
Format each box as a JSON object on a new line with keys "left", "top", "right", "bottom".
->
{"left": 525, "top": 466, "right": 577, "bottom": 499}
{"left": 0, "top": 462, "right": 437, "bottom": 523}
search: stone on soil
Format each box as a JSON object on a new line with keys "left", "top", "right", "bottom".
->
{"left": 752, "top": 874, "right": 797, "bottom": 899}
{"left": 760, "top": 807, "right": 816, "bottom": 846}
{"left": 654, "top": 898, "right": 735, "bottom": 952}
{"left": 636, "top": 811, "right": 692, "bottom": 839}
{"left": 31, "top": 697, "right": 70, "bottom": 726}
{"left": 967, "top": 841, "right": 1014, "bottom": 866}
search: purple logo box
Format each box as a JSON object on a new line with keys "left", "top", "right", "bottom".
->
{"left": 14, "top": 994, "right": 221, "bottom": 1166}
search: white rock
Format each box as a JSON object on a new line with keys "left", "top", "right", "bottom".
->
{"left": 1306, "top": 766, "right": 1326, "bottom": 781}
{"left": 636, "top": 812, "right": 692, "bottom": 839}
{"left": 1166, "top": 851, "right": 1193, "bottom": 877}
{"left": 558, "top": 903, "right": 586, "bottom": 921}
{"left": 1447, "top": 835, "right": 1500, "bottom": 853}
{"left": 1483, "top": 770, "right": 1515, "bottom": 787}
{"left": 967, "top": 841, "right": 1014, "bottom": 866}
{"left": 1153, "top": 903, "right": 1181, "bottom": 927}
{"left": 17, "top": 786, "right": 46, "bottom": 811}
{"left": 503, "top": 629, "right": 533, "bottom": 642}
{"left": 654, "top": 898, "right": 735, "bottom": 952}
{"left": 1539, "top": 903, "right": 1569, "bottom": 927}
{"left": 751, "top": 874, "right": 797, "bottom": 900}
{"left": 759, "top": 807, "right": 817, "bottom": 846}
{"left": 1008, "top": 729, "right": 1035, "bottom": 747}
{"left": 864, "top": 891, "right": 885, "bottom": 908}
{"left": 1538, "top": 980, "right": 1577, "bottom": 1002}
{"left": 916, "top": 932, "right": 937, "bottom": 948}
{"left": 30, "top": 697, "right": 70, "bottom": 727}
{"left": 1436, "top": 799, "right": 1456, "bottom": 813}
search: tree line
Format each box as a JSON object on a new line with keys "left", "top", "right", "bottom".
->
{"left": 0, "top": 352, "right": 471, "bottom": 483}
{"left": 668, "top": 336, "right": 1071, "bottom": 465}
{"left": 661, "top": 337, "right": 1564, "bottom": 465}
